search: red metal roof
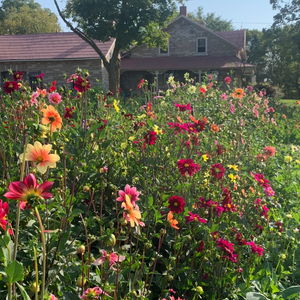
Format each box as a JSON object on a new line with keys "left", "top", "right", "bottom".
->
{"left": 216, "top": 30, "right": 246, "bottom": 49}
{"left": 121, "top": 56, "right": 254, "bottom": 71}
{"left": 0, "top": 32, "right": 114, "bottom": 61}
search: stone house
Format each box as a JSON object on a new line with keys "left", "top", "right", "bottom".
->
{"left": 121, "top": 6, "right": 255, "bottom": 92}
{"left": 0, "top": 32, "right": 115, "bottom": 91}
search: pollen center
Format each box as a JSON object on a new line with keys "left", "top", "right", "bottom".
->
{"left": 36, "top": 155, "right": 44, "bottom": 162}
{"left": 174, "top": 202, "right": 178, "bottom": 206}
{"left": 49, "top": 116, "right": 56, "bottom": 122}
{"left": 9, "top": 84, "right": 13, "bottom": 88}
{"left": 184, "top": 163, "right": 189, "bottom": 167}
{"left": 81, "top": 82, "right": 86, "bottom": 87}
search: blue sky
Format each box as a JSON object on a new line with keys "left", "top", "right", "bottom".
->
{"left": 36, "top": 0, "right": 278, "bottom": 31}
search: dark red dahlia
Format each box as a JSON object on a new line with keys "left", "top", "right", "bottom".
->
{"left": 124, "top": 113, "right": 134, "bottom": 120}
{"left": 143, "top": 130, "right": 157, "bottom": 148}
{"left": 235, "top": 233, "right": 247, "bottom": 245}
{"left": 196, "top": 241, "right": 204, "bottom": 252}
{"left": 13, "top": 71, "right": 24, "bottom": 81}
{"left": 177, "top": 158, "right": 200, "bottom": 176}
{"left": 194, "top": 120, "right": 205, "bottom": 132}
{"left": 168, "top": 122, "right": 188, "bottom": 135}
{"left": 254, "top": 224, "right": 264, "bottom": 235}
{"left": 168, "top": 195, "right": 186, "bottom": 213}
{"left": 74, "top": 77, "right": 91, "bottom": 92}
{"left": 275, "top": 221, "right": 284, "bottom": 232}
{"left": 64, "top": 107, "right": 75, "bottom": 119}
{"left": 133, "top": 122, "right": 146, "bottom": 131}
{"left": 98, "top": 119, "right": 108, "bottom": 131}
{"left": 216, "top": 144, "right": 223, "bottom": 155}
{"left": 211, "top": 163, "right": 225, "bottom": 180}
{"left": 3, "top": 81, "right": 18, "bottom": 94}
{"left": 175, "top": 103, "right": 193, "bottom": 112}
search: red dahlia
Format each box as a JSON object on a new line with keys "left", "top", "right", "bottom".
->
{"left": 143, "top": 130, "right": 157, "bottom": 148}
{"left": 168, "top": 195, "right": 185, "bottom": 213}
{"left": 211, "top": 163, "right": 225, "bottom": 180}
{"left": 64, "top": 107, "right": 75, "bottom": 119}
{"left": 254, "top": 173, "right": 270, "bottom": 188}
{"left": 177, "top": 158, "right": 200, "bottom": 176}
{"left": 74, "top": 77, "right": 91, "bottom": 92}
{"left": 4, "top": 81, "right": 18, "bottom": 94}
{"left": 13, "top": 71, "right": 24, "bottom": 81}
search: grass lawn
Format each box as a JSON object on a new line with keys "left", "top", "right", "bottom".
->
{"left": 280, "top": 99, "right": 299, "bottom": 106}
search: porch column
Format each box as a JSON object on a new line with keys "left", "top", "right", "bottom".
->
{"left": 198, "top": 70, "right": 202, "bottom": 83}
{"left": 155, "top": 70, "right": 159, "bottom": 93}
{"left": 251, "top": 70, "right": 256, "bottom": 85}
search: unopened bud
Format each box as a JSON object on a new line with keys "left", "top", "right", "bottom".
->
{"left": 77, "top": 245, "right": 85, "bottom": 254}
{"left": 76, "top": 276, "right": 86, "bottom": 287}
{"left": 105, "top": 234, "right": 116, "bottom": 247}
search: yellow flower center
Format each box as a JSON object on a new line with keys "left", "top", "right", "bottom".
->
{"left": 227, "top": 203, "right": 231, "bottom": 208}
{"left": 81, "top": 82, "right": 86, "bottom": 87}
{"left": 194, "top": 217, "right": 198, "bottom": 221}
{"left": 184, "top": 163, "right": 189, "bottom": 167}
{"left": 16, "top": 74, "right": 19, "bottom": 78}
{"left": 105, "top": 254, "right": 111, "bottom": 261}
{"left": 9, "top": 84, "right": 13, "bottom": 88}
{"left": 174, "top": 202, "right": 178, "bottom": 207}
{"left": 36, "top": 155, "right": 44, "bottom": 163}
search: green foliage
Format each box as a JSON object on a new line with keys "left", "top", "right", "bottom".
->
{"left": 187, "top": 6, "right": 234, "bottom": 32}
{"left": 0, "top": 0, "right": 61, "bottom": 34}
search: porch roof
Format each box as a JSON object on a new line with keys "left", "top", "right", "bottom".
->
{"left": 121, "top": 56, "right": 254, "bottom": 71}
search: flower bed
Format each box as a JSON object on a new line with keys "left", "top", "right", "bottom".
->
{"left": 0, "top": 71, "right": 300, "bottom": 300}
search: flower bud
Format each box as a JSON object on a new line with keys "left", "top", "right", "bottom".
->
{"left": 30, "top": 282, "right": 40, "bottom": 293}
{"left": 145, "top": 242, "right": 152, "bottom": 249}
{"left": 105, "top": 234, "right": 116, "bottom": 247}
{"left": 196, "top": 286, "right": 204, "bottom": 294}
{"left": 281, "top": 254, "right": 286, "bottom": 260}
{"left": 286, "top": 214, "right": 293, "bottom": 219}
{"left": 83, "top": 186, "right": 90, "bottom": 192}
{"left": 76, "top": 276, "right": 86, "bottom": 287}
{"left": 77, "top": 245, "right": 85, "bottom": 254}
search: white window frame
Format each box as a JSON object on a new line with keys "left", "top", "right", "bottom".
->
{"left": 196, "top": 37, "right": 208, "bottom": 55}
{"left": 158, "top": 41, "right": 169, "bottom": 56}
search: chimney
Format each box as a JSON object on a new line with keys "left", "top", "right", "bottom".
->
{"left": 180, "top": 6, "right": 187, "bottom": 17}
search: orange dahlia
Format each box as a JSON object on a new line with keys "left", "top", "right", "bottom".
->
{"left": 20, "top": 141, "right": 60, "bottom": 174}
{"left": 211, "top": 123, "right": 219, "bottom": 132}
{"left": 233, "top": 88, "right": 244, "bottom": 99}
{"left": 41, "top": 105, "right": 62, "bottom": 132}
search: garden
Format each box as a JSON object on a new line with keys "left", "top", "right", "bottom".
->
{"left": 1, "top": 70, "right": 300, "bottom": 300}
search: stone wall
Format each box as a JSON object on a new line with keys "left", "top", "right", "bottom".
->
{"left": 0, "top": 59, "right": 109, "bottom": 91}
{"left": 131, "top": 17, "right": 238, "bottom": 58}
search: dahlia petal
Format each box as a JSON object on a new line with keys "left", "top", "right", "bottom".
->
{"left": 40, "top": 192, "right": 53, "bottom": 199}
{"left": 24, "top": 174, "right": 37, "bottom": 188}
{"left": 47, "top": 154, "right": 60, "bottom": 163}
{"left": 39, "top": 181, "right": 54, "bottom": 192}
{"left": 37, "top": 163, "right": 48, "bottom": 174}
{"left": 124, "top": 184, "right": 131, "bottom": 194}
{"left": 4, "top": 191, "right": 21, "bottom": 199}
{"left": 8, "top": 181, "right": 27, "bottom": 193}
{"left": 2, "top": 202, "right": 9, "bottom": 214}
{"left": 41, "top": 117, "right": 51, "bottom": 125}
{"left": 92, "top": 257, "right": 106, "bottom": 266}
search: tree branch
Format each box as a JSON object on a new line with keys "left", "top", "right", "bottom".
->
{"left": 53, "top": 0, "right": 109, "bottom": 68}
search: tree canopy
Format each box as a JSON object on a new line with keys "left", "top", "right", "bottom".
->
{"left": 270, "top": 0, "right": 300, "bottom": 27}
{"left": 0, "top": 0, "right": 61, "bottom": 34}
{"left": 187, "top": 6, "right": 234, "bottom": 32}
{"left": 55, "top": 0, "right": 177, "bottom": 92}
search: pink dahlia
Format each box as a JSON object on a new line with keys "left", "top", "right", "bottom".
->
{"left": 93, "top": 250, "right": 125, "bottom": 271}
{"left": 0, "top": 200, "right": 12, "bottom": 234}
{"left": 175, "top": 103, "right": 193, "bottom": 112}
{"left": 80, "top": 287, "right": 110, "bottom": 299}
{"left": 117, "top": 184, "right": 140, "bottom": 206}
{"left": 185, "top": 212, "right": 206, "bottom": 224}
{"left": 247, "top": 241, "right": 264, "bottom": 257}
{"left": 263, "top": 146, "right": 276, "bottom": 157}
{"left": 4, "top": 173, "right": 53, "bottom": 203}
{"left": 224, "top": 77, "right": 231, "bottom": 84}
{"left": 264, "top": 186, "right": 275, "bottom": 198}
{"left": 177, "top": 158, "right": 200, "bottom": 176}
{"left": 48, "top": 92, "right": 62, "bottom": 105}
{"left": 255, "top": 173, "right": 270, "bottom": 188}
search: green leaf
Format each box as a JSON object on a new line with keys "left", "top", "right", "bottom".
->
{"left": 279, "top": 286, "right": 300, "bottom": 299}
{"left": 5, "top": 260, "right": 24, "bottom": 283}
{"left": 16, "top": 282, "right": 31, "bottom": 300}
{"left": 246, "top": 292, "right": 269, "bottom": 300}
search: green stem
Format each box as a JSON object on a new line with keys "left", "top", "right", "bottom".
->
{"left": 35, "top": 207, "right": 46, "bottom": 300}
{"left": 34, "top": 247, "right": 39, "bottom": 300}
{"left": 8, "top": 283, "right": 12, "bottom": 300}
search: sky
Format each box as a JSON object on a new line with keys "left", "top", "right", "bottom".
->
{"left": 36, "top": 0, "right": 279, "bottom": 32}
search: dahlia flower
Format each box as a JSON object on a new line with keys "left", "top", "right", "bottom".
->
{"left": 168, "top": 195, "right": 185, "bottom": 213}
{"left": 93, "top": 250, "right": 125, "bottom": 270}
{"left": 41, "top": 105, "right": 62, "bottom": 132}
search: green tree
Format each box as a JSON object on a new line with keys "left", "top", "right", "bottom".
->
{"left": 0, "top": 0, "right": 61, "bottom": 34}
{"left": 188, "top": 6, "right": 234, "bottom": 32}
{"left": 54, "top": 0, "right": 176, "bottom": 93}
{"left": 270, "top": 0, "right": 300, "bottom": 27}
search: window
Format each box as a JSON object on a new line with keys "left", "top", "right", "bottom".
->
{"left": 28, "top": 71, "right": 42, "bottom": 89}
{"left": 159, "top": 42, "right": 169, "bottom": 56}
{"left": 197, "top": 38, "right": 207, "bottom": 54}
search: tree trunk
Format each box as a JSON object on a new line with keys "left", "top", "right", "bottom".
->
{"left": 108, "top": 55, "right": 120, "bottom": 95}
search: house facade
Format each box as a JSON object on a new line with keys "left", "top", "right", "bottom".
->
{"left": 120, "top": 6, "right": 255, "bottom": 92}
{"left": 0, "top": 32, "right": 115, "bottom": 91}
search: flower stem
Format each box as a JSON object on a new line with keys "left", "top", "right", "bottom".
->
{"left": 33, "top": 247, "right": 39, "bottom": 300}
{"left": 35, "top": 207, "right": 46, "bottom": 300}
{"left": 13, "top": 138, "right": 28, "bottom": 261}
